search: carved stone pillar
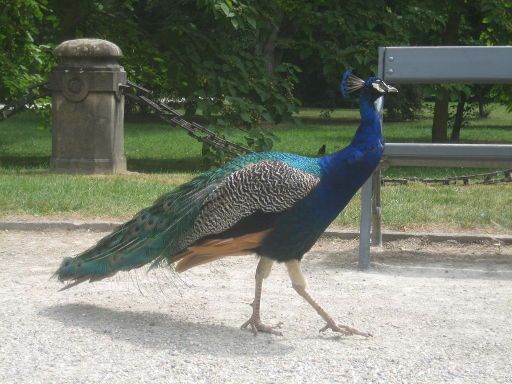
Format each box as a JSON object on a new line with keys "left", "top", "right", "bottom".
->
{"left": 48, "top": 38, "right": 127, "bottom": 174}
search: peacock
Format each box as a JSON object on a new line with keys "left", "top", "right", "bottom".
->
{"left": 55, "top": 70, "right": 397, "bottom": 337}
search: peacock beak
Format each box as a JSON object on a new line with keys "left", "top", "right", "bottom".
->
{"left": 372, "top": 81, "right": 398, "bottom": 94}
{"left": 382, "top": 82, "right": 398, "bottom": 93}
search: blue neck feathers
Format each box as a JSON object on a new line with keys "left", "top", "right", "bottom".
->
{"left": 315, "top": 93, "right": 384, "bottom": 219}
{"left": 322, "top": 93, "right": 383, "bottom": 168}
{"left": 351, "top": 96, "right": 382, "bottom": 146}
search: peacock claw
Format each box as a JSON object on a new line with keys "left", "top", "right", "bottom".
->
{"left": 319, "top": 321, "right": 372, "bottom": 337}
{"left": 241, "top": 318, "right": 283, "bottom": 336}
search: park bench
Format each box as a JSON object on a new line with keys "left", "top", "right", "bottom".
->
{"left": 358, "top": 46, "right": 512, "bottom": 269}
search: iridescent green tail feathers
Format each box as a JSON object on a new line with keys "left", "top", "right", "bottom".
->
{"left": 54, "top": 171, "right": 219, "bottom": 290}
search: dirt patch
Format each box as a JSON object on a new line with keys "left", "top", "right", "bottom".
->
{"left": 0, "top": 230, "right": 511, "bottom": 383}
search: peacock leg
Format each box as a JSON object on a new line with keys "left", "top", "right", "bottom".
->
{"left": 241, "top": 256, "right": 282, "bottom": 336}
{"left": 285, "top": 260, "right": 371, "bottom": 337}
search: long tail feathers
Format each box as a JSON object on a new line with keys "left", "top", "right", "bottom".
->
{"left": 54, "top": 153, "right": 281, "bottom": 290}
{"left": 54, "top": 171, "right": 220, "bottom": 289}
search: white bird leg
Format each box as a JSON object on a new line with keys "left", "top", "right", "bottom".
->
{"left": 285, "top": 260, "right": 371, "bottom": 337}
{"left": 241, "top": 256, "right": 282, "bottom": 335}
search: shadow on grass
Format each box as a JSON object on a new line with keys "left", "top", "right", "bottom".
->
{"left": 382, "top": 137, "right": 433, "bottom": 143}
{"left": 464, "top": 124, "right": 512, "bottom": 130}
{"left": 42, "top": 303, "right": 294, "bottom": 356}
{"left": 0, "top": 155, "right": 50, "bottom": 168}
{"left": 127, "top": 157, "right": 205, "bottom": 173}
{"left": 298, "top": 117, "right": 360, "bottom": 125}
{"left": 0, "top": 156, "right": 206, "bottom": 174}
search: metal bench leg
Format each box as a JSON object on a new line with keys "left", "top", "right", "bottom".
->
{"left": 358, "top": 176, "right": 373, "bottom": 270}
{"left": 371, "top": 168, "right": 382, "bottom": 248}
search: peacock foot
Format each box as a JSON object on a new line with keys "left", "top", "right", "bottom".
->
{"left": 319, "top": 320, "right": 372, "bottom": 337}
{"left": 241, "top": 317, "right": 283, "bottom": 336}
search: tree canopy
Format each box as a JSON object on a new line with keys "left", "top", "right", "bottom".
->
{"left": 1, "top": 0, "right": 511, "bottom": 148}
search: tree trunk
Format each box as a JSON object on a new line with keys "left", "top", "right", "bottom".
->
{"left": 478, "top": 100, "right": 485, "bottom": 118}
{"left": 431, "top": 4, "right": 463, "bottom": 142}
{"left": 263, "top": 25, "right": 279, "bottom": 75}
{"left": 450, "top": 93, "right": 466, "bottom": 142}
{"left": 50, "top": 0, "right": 93, "bottom": 41}
{"left": 476, "top": 86, "right": 491, "bottom": 118}
{"left": 432, "top": 90, "right": 449, "bottom": 142}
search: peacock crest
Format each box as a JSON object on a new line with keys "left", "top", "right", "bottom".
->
{"left": 340, "top": 69, "right": 365, "bottom": 97}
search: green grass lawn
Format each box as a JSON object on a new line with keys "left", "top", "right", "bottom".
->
{"left": 0, "top": 107, "right": 511, "bottom": 232}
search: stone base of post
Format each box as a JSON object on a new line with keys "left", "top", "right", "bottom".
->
{"left": 48, "top": 39, "right": 127, "bottom": 174}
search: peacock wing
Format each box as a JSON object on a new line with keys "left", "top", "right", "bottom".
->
{"left": 171, "top": 160, "right": 320, "bottom": 271}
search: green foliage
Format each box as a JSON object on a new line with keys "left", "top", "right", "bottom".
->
{"left": 281, "top": 1, "right": 411, "bottom": 105}
{"left": 84, "top": 0, "right": 300, "bottom": 161}
{"left": 198, "top": 0, "right": 258, "bottom": 30}
{"left": 33, "top": 97, "right": 52, "bottom": 131}
{"left": 493, "top": 86, "right": 512, "bottom": 113}
{"left": 0, "top": 0, "right": 55, "bottom": 100}
{"left": 193, "top": 56, "right": 300, "bottom": 131}
{"left": 405, "top": 0, "right": 512, "bottom": 139}
{"left": 384, "top": 85, "right": 424, "bottom": 121}
{"left": 2, "top": 0, "right": 512, "bottom": 154}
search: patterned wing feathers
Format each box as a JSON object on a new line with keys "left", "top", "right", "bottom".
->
{"left": 181, "top": 161, "right": 319, "bottom": 248}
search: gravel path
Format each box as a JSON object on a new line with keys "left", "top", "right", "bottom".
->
{"left": 1, "top": 230, "right": 511, "bottom": 383}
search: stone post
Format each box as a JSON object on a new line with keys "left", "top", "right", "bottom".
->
{"left": 48, "top": 39, "right": 127, "bottom": 174}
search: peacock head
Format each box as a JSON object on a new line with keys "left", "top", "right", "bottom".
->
{"left": 341, "top": 69, "right": 398, "bottom": 101}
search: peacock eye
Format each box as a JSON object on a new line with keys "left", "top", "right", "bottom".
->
{"left": 372, "top": 82, "right": 385, "bottom": 93}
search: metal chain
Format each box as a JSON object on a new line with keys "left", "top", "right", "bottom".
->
{"left": 382, "top": 169, "right": 512, "bottom": 186}
{"left": 0, "top": 82, "right": 49, "bottom": 121}
{"left": 122, "top": 80, "right": 252, "bottom": 156}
